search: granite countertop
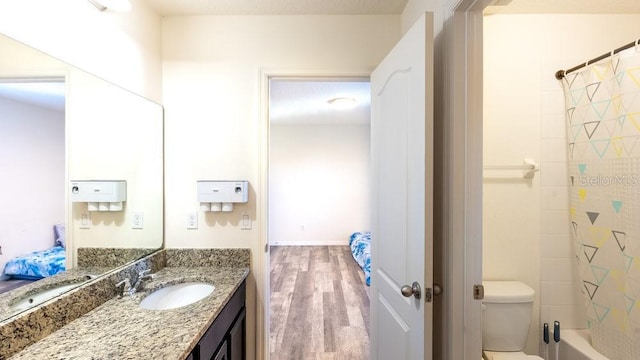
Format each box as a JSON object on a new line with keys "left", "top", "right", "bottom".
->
{"left": 0, "top": 267, "right": 111, "bottom": 321}
{"left": 10, "top": 266, "right": 249, "bottom": 359}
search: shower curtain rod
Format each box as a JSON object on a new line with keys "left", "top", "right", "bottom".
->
{"left": 555, "top": 38, "right": 640, "bottom": 80}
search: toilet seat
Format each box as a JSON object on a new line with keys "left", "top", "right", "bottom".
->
{"left": 483, "top": 350, "right": 543, "bottom": 360}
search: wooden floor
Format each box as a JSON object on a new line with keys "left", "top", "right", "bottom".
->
{"left": 0, "top": 279, "right": 33, "bottom": 295}
{"left": 270, "top": 245, "right": 370, "bottom": 360}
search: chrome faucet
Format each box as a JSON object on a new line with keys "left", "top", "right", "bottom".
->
{"left": 130, "top": 269, "right": 154, "bottom": 295}
{"left": 115, "top": 269, "right": 155, "bottom": 298}
{"left": 116, "top": 278, "right": 132, "bottom": 298}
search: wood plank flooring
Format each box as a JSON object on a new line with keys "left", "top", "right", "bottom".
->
{"left": 0, "top": 279, "right": 33, "bottom": 295}
{"left": 270, "top": 246, "right": 370, "bottom": 360}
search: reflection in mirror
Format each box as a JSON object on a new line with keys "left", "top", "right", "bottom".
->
{"left": 0, "top": 33, "right": 163, "bottom": 321}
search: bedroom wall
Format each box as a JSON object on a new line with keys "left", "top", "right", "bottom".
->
{"left": 269, "top": 123, "right": 371, "bottom": 246}
{"left": 0, "top": 97, "right": 64, "bottom": 276}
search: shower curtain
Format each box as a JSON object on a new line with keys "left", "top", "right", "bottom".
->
{"left": 561, "top": 46, "right": 640, "bottom": 360}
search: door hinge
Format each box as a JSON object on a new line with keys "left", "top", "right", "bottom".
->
{"left": 473, "top": 284, "right": 484, "bottom": 300}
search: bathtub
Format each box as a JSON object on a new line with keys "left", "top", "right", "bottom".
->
{"left": 546, "top": 329, "right": 610, "bottom": 360}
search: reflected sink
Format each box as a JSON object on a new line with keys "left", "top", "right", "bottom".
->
{"left": 9, "top": 283, "right": 79, "bottom": 312}
{"left": 139, "top": 282, "right": 215, "bottom": 310}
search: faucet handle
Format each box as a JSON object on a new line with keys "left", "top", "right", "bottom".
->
{"left": 138, "top": 269, "right": 151, "bottom": 277}
{"left": 138, "top": 269, "right": 155, "bottom": 280}
{"left": 116, "top": 278, "right": 131, "bottom": 298}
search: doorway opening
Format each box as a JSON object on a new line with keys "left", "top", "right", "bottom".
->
{"left": 267, "top": 77, "right": 372, "bottom": 359}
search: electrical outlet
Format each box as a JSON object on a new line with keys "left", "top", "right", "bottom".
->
{"left": 80, "top": 212, "right": 91, "bottom": 229}
{"left": 187, "top": 212, "right": 198, "bottom": 229}
{"left": 241, "top": 212, "right": 251, "bottom": 230}
{"left": 132, "top": 212, "right": 144, "bottom": 229}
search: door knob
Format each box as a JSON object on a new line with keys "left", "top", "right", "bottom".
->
{"left": 401, "top": 281, "right": 421, "bottom": 299}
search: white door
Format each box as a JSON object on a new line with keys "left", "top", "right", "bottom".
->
{"left": 370, "top": 12, "right": 434, "bottom": 360}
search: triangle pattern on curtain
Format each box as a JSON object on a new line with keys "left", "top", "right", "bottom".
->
{"left": 584, "top": 245, "right": 599, "bottom": 263}
{"left": 585, "top": 280, "right": 599, "bottom": 299}
{"left": 612, "top": 230, "right": 626, "bottom": 251}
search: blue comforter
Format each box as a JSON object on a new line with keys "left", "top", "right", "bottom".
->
{"left": 349, "top": 232, "right": 371, "bottom": 286}
{"left": 3, "top": 246, "right": 66, "bottom": 280}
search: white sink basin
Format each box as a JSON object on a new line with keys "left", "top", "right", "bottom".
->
{"left": 139, "top": 282, "right": 215, "bottom": 310}
{"left": 10, "top": 283, "right": 79, "bottom": 312}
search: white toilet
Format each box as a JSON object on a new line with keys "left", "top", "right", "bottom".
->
{"left": 481, "top": 281, "right": 543, "bottom": 360}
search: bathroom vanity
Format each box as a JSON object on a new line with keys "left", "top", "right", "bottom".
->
{"left": 1, "top": 248, "right": 250, "bottom": 359}
{"left": 187, "top": 280, "right": 246, "bottom": 360}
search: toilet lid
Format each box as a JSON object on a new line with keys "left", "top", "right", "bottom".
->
{"left": 482, "top": 281, "right": 535, "bottom": 303}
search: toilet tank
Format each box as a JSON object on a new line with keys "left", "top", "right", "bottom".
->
{"left": 482, "top": 281, "right": 535, "bottom": 352}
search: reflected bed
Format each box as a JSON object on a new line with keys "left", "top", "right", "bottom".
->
{"left": 2, "top": 224, "right": 66, "bottom": 281}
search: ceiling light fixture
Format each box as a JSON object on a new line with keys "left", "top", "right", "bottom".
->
{"left": 327, "top": 97, "right": 357, "bottom": 110}
{"left": 87, "top": 0, "right": 131, "bottom": 12}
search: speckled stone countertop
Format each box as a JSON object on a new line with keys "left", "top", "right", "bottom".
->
{"left": 77, "top": 247, "right": 158, "bottom": 268}
{"left": 8, "top": 249, "right": 250, "bottom": 359}
{"left": 0, "top": 266, "right": 110, "bottom": 321}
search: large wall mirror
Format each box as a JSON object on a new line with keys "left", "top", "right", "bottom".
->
{"left": 0, "top": 32, "right": 163, "bottom": 321}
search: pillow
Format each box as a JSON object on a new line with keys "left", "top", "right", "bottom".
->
{"left": 54, "top": 224, "right": 66, "bottom": 248}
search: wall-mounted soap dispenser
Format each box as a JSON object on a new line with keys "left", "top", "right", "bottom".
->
{"left": 197, "top": 180, "right": 248, "bottom": 212}
{"left": 70, "top": 180, "right": 127, "bottom": 211}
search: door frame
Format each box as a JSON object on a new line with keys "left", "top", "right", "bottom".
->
{"left": 258, "top": 68, "right": 373, "bottom": 360}
{"left": 437, "top": 0, "right": 489, "bottom": 358}
{"left": 446, "top": 0, "right": 493, "bottom": 358}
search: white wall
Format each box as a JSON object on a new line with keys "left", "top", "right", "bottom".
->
{"left": 484, "top": 13, "right": 640, "bottom": 355}
{"left": 162, "top": 14, "right": 400, "bottom": 359}
{"left": 0, "top": 0, "right": 162, "bottom": 102}
{"left": 0, "top": 97, "right": 64, "bottom": 274}
{"left": 269, "top": 124, "right": 370, "bottom": 246}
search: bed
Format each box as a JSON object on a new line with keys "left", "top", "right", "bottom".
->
{"left": 349, "top": 231, "right": 371, "bottom": 286}
{"left": 2, "top": 224, "right": 66, "bottom": 280}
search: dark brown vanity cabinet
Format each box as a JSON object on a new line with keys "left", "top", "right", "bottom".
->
{"left": 189, "top": 281, "right": 246, "bottom": 360}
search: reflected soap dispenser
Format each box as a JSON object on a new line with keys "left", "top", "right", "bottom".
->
{"left": 70, "top": 180, "right": 127, "bottom": 211}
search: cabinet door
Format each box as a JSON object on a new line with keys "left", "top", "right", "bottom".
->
{"left": 228, "top": 308, "right": 246, "bottom": 360}
{"left": 213, "top": 340, "right": 228, "bottom": 360}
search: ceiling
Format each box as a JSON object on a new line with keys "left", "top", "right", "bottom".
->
{"left": 0, "top": 81, "right": 65, "bottom": 112}
{"left": 269, "top": 80, "right": 370, "bottom": 126}
{"left": 144, "top": 0, "right": 408, "bottom": 16}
